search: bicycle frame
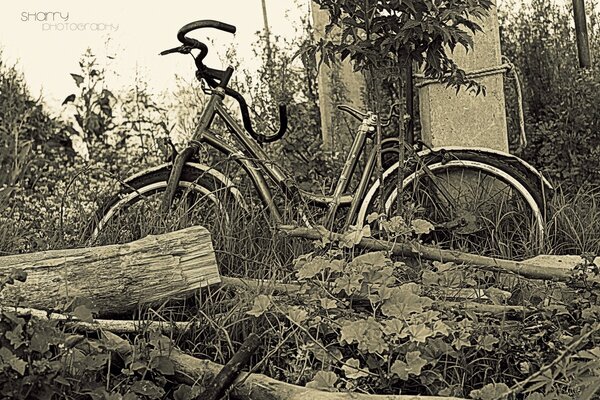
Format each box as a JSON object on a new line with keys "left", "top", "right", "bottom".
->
{"left": 165, "top": 85, "right": 390, "bottom": 229}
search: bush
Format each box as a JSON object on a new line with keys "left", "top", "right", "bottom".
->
{"left": 501, "top": 0, "right": 600, "bottom": 190}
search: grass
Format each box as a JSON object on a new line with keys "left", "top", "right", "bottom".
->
{"left": 3, "top": 163, "right": 600, "bottom": 395}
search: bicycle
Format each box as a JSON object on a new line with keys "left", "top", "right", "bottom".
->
{"left": 88, "top": 19, "right": 553, "bottom": 260}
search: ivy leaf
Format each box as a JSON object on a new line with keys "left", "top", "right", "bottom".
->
{"left": 382, "top": 319, "right": 404, "bottom": 336}
{"left": 306, "top": 371, "right": 338, "bottom": 391}
{"left": 340, "top": 317, "right": 387, "bottom": 353}
{"left": 433, "top": 320, "right": 450, "bottom": 337}
{"left": 411, "top": 219, "right": 434, "bottom": 235}
{"left": 381, "top": 216, "right": 410, "bottom": 234}
{"left": 130, "top": 380, "right": 165, "bottom": 399}
{"left": 381, "top": 283, "right": 433, "bottom": 318}
{"left": 452, "top": 330, "right": 472, "bottom": 350}
{"left": 349, "top": 251, "right": 388, "bottom": 269}
{"left": 297, "top": 256, "right": 329, "bottom": 280}
{"left": 404, "top": 323, "right": 434, "bottom": 343}
{"left": 287, "top": 306, "right": 308, "bottom": 325}
{"left": 366, "top": 212, "right": 383, "bottom": 224}
{"left": 247, "top": 295, "right": 272, "bottom": 317}
{"left": 5, "top": 324, "right": 25, "bottom": 349}
{"left": 342, "top": 358, "right": 369, "bottom": 379}
{"left": 333, "top": 272, "right": 363, "bottom": 295}
{"left": 0, "top": 347, "right": 27, "bottom": 375}
{"left": 320, "top": 298, "right": 337, "bottom": 309}
{"left": 476, "top": 334, "right": 500, "bottom": 352}
{"left": 307, "top": 342, "right": 342, "bottom": 366}
{"left": 390, "top": 351, "right": 428, "bottom": 380}
{"left": 469, "top": 382, "right": 510, "bottom": 400}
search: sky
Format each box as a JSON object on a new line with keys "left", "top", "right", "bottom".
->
{"left": 0, "top": 1, "right": 309, "bottom": 111}
{"left": 0, "top": 1, "right": 578, "bottom": 113}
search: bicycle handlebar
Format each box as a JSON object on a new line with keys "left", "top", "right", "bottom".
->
{"left": 170, "top": 19, "right": 288, "bottom": 143}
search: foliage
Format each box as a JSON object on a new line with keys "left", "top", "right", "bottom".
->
{"left": 0, "top": 269, "right": 209, "bottom": 400}
{"left": 242, "top": 233, "right": 600, "bottom": 398}
{"left": 311, "top": 0, "right": 493, "bottom": 92}
{"left": 500, "top": 0, "right": 600, "bottom": 189}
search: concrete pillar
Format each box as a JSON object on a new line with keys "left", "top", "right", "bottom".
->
{"left": 311, "top": 2, "right": 366, "bottom": 151}
{"left": 418, "top": 0, "right": 508, "bottom": 151}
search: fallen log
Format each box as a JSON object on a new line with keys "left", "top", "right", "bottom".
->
{"left": 1, "top": 306, "right": 194, "bottom": 334}
{"left": 221, "top": 277, "right": 532, "bottom": 315}
{"left": 0, "top": 226, "right": 220, "bottom": 316}
{"left": 170, "top": 348, "right": 468, "bottom": 400}
{"left": 279, "top": 225, "right": 590, "bottom": 283}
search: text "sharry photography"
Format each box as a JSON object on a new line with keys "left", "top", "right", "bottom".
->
{"left": 21, "top": 11, "right": 119, "bottom": 32}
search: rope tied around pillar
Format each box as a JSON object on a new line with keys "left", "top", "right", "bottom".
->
{"left": 413, "top": 58, "right": 528, "bottom": 153}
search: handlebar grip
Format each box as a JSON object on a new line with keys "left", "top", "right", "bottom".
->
{"left": 177, "top": 20, "right": 236, "bottom": 44}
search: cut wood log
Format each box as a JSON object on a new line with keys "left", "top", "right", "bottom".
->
{"left": 279, "top": 225, "right": 594, "bottom": 283}
{"left": 170, "top": 349, "right": 468, "bottom": 400}
{"left": 0, "top": 226, "right": 220, "bottom": 316}
{"left": 2, "top": 306, "right": 194, "bottom": 334}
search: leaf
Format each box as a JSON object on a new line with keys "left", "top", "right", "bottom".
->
{"left": 151, "top": 355, "right": 175, "bottom": 375}
{"left": 411, "top": 219, "right": 434, "bottom": 235}
{"left": 341, "top": 225, "right": 371, "bottom": 248}
{"left": 340, "top": 318, "right": 387, "bottom": 353}
{"left": 296, "top": 257, "right": 329, "bottom": 280}
{"left": 469, "top": 382, "right": 510, "bottom": 400}
{"left": 247, "top": 294, "right": 272, "bottom": 317}
{"left": 130, "top": 380, "right": 165, "bottom": 399}
{"left": 306, "top": 371, "right": 338, "bottom": 391}
{"left": 287, "top": 306, "right": 308, "bottom": 325}
{"left": 366, "top": 212, "right": 383, "bottom": 223}
{"left": 381, "top": 283, "right": 433, "bottom": 318}
{"left": 5, "top": 325, "right": 25, "bottom": 349}
{"left": 432, "top": 320, "right": 450, "bottom": 337}
{"left": 333, "top": 272, "right": 363, "bottom": 295}
{"left": 73, "top": 304, "right": 94, "bottom": 323}
{"left": 320, "top": 298, "right": 337, "bottom": 309}
{"left": 476, "top": 334, "right": 499, "bottom": 352}
{"left": 390, "top": 351, "right": 428, "bottom": 380}
{"left": 70, "top": 73, "right": 84, "bottom": 87}
{"left": 404, "top": 323, "right": 434, "bottom": 343}
{"left": 342, "top": 358, "right": 369, "bottom": 379}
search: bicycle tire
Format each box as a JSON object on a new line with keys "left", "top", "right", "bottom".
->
{"left": 360, "top": 150, "right": 548, "bottom": 259}
{"left": 88, "top": 164, "right": 245, "bottom": 246}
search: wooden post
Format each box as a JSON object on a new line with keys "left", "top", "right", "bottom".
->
{"left": 573, "top": 0, "right": 592, "bottom": 68}
{"left": 0, "top": 226, "right": 220, "bottom": 316}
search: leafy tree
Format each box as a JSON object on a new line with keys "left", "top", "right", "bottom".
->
{"left": 311, "top": 0, "right": 494, "bottom": 90}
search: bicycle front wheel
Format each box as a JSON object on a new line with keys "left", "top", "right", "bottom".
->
{"left": 364, "top": 154, "right": 546, "bottom": 259}
{"left": 88, "top": 164, "right": 246, "bottom": 247}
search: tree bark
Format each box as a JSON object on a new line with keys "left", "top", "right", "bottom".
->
{"left": 278, "top": 225, "right": 584, "bottom": 283}
{"left": 0, "top": 226, "right": 220, "bottom": 315}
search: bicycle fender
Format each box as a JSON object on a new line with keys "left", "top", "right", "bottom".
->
{"left": 417, "top": 146, "right": 554, "bottom": 191}
{"left": 355, "top": 146, "right": 552, "bottom": 227}
{"left": 124, "top": 162, "right": 248, "bottom": 210}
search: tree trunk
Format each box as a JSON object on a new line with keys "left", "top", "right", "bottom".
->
{"left": 0, "top": 226, "right": 220, "bottom": 315}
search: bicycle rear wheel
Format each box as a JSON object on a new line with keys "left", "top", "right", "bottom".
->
{"left": 363, "top": 152, "right": 547, "bottom": 259}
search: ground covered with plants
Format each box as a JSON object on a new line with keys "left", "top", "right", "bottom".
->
{"left": 2, "top": 0, "right": 600, "bottom": 399}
